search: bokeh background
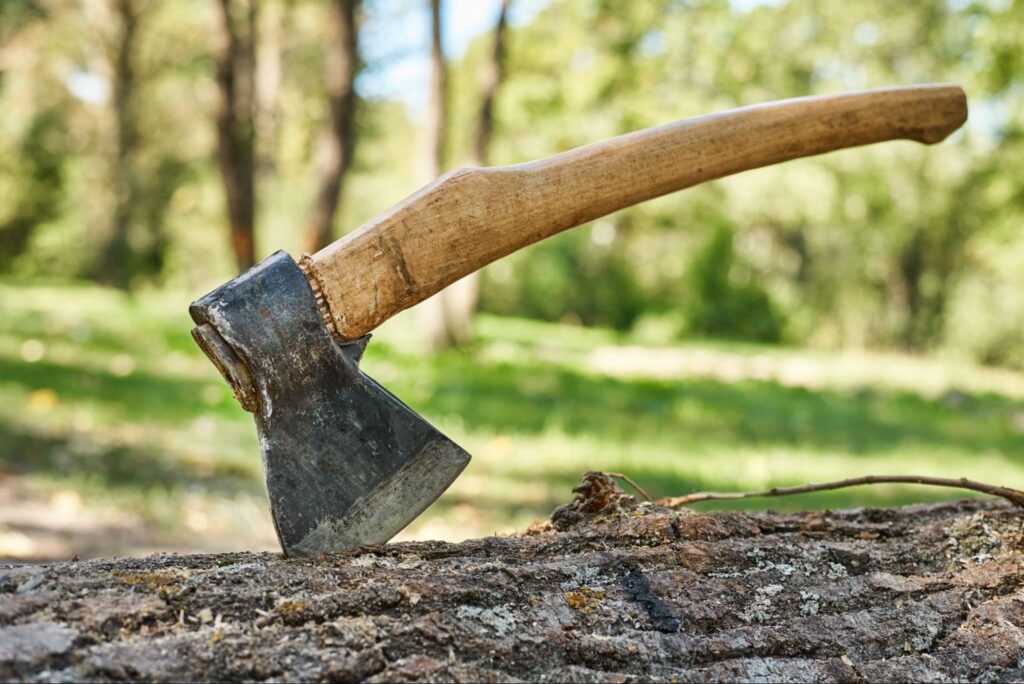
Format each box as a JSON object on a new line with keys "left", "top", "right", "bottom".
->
{"left": 2, "top": 0, "right": 1023, "bottom": 561}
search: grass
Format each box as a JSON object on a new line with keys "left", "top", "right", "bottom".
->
{"left": 1, "top": 278, "right": 1023, "bottom": 558}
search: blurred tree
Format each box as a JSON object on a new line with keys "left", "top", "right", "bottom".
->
{"left": 471, "top": 0, "right": 510, "bottom": 169}
{"left": 255, "top": 0, "right": 290, "bottom": 179}
{"left": 473, "top": 0, "right": 1024, "bottom": 362}
{"left": 305, "top": 0, "right": 361, "bottom": 253}
{"left": 0, "top": 2, "right": 58, "bottom": 268}
{"left": 1, "top": 0, "right": 1022, "bottom": 367}
{"left": 426, "top": 0, "right": 446, "bottom": 183}
{"left": 0, "top": 108, "right": 66, "bottom": 269}
{"left": 683, "top": 223, "right": 783, "bottom": 343}
{"left": 417, "top": 0, "right": 454, "bottom": 352}
{"left": 0, "top": 0, "right": 45, "bottom": 52}
{"left": 213, "top": 0, "right": 257, "bottom": 272}
{"left": 942, "top": 0, "right": 1024, "bottom": 367}
{"left": 97, "top": 0, "right": 140, "bottom": 288}
{"left": 420, "top": 0, "right": 511, "bottom": 351}
{"left": 479, "top": 0, "right": 702, "bottom": 330}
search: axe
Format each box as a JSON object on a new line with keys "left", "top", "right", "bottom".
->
{"left": 190, "top": 85, "right": 967, "bottom": 556}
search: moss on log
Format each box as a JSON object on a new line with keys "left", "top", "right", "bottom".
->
{"left": 2, "top": 473, "right": 1023, "bottom": 682}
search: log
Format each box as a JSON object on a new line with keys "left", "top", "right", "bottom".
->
{"left": 2, "top": 472, "right": 1023, "bottom": 682}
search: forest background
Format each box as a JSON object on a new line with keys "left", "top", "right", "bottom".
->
{"left": 1, "top": 0, "right": 1023, "bottom": 560}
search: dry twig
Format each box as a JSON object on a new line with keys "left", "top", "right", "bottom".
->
{"left": 607, "top": 472, "right": 652, "bottom": 502}
{"left": 659, "top": 475, "right": 1024, "bottom": 509}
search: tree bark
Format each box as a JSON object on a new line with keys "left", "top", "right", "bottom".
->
{"left": 213, "top": 0, "right": 257, "bottom": 273}
{"left": 304, "top": 0, "right": 360, "bottom": 254}
{"left": 98, "top": 0, "right": 139, "bottom": 288}
{"left": 2, "top": 473, "right": 1022, "bottom": 682}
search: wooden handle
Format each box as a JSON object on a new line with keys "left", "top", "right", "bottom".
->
{"left": 304, "top": 84, "right": 967, "bottom": 340}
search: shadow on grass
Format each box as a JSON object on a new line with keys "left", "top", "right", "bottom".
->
{"left": 0, "top": 418, "right": 262, "bottom": 497}
{"left": 0, "top": 357, "right": 242, "bottom": 424}
{"left": 1, "top": 301, "right": 200, "bottom": 356}
{"left": 404, "top": 354, "right": 1024, "bottom": 459}
{"left": 3, "top": 309, "right": 1022, "bottom": 521}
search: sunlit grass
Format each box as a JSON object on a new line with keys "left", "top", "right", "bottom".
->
{"left": 1, "top": 278, "right": 1023, "bottom": 558}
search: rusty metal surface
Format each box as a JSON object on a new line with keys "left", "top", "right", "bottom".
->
{"left": 189, "top": 251, "right": 470, "bottom": 556}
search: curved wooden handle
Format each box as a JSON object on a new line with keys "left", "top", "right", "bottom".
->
{"left": 304, "top": 84, "right": 967, "bottom": 340}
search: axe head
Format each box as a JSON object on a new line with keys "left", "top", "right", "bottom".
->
{"left": 189, "top": 251, "right": 470, "bottom": 557}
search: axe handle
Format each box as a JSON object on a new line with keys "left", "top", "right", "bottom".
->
{"left": 303, "top": 84, "right": 967, "bottom": 340}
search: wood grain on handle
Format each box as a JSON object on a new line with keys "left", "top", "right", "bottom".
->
{"left": 304, "top": 84, "right": 967, "bottom": 340}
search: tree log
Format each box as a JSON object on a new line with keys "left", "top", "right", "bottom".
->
{"left": 2, "top": 473, "right": 1023, "bottom": 682}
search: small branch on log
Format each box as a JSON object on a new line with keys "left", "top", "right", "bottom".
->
{"left": 3, "top": 477, "right": 1023, "bottom": 682}
{"left": 659, "top": 474, "right": 1024, "bottom": 509}
{"left": 606, "top": 471, "right": 652, "bottom": 502}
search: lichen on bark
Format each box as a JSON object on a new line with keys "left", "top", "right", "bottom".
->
{"left": 2, "top": 473, "right": 1023, "bottom": 682}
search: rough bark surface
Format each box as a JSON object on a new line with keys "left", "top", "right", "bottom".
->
{"left": 2, "top": 473, "right": 1024, "bottom": 682}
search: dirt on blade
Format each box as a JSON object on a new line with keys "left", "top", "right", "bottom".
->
{"left": 2, "top": 472, "right": 1023, "bottom": 682}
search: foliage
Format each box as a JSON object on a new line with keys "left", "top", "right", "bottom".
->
{"left": 0, "top": 107, "right": 67, "bottom": 269}
{"left": 472, "top": 0, "right": 1024, "bottom": 357}
{"left": 682, "top": 223, "right": 784, "bottom": 343}
{"left": 479, "top": 224, "right": 648, "bottom": 329}
{"left": 0, "top": 0, "right": 1023, "bottom": 361}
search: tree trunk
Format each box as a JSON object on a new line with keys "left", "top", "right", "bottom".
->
{"left": 420, "top": 0, "right": 511, "bottom": 351}
{"left": 98, "top": 0, "right": 139, "bottom": 288}
{"left": 471, "top": 0, "right": 509, "bottom": 170}
{"left": 1, "top": 473, "right": 1021, "bottom": 682}
{"left": 254, "top": 0, "right": 289, "bottom": 179}
{"left": 304, "top": 0, "right": 360, "bottom": 254}
{"left": 213, "top": 0, "right": 257, "bottom": 273}
{"left": 417, "top": 0, "right": 452, "bottom": 352}
{"left": 426, "top": 0, "right": 446, "bottom": 183}
{"left": 897, "top": 227, "right": 926, "bottom": 350}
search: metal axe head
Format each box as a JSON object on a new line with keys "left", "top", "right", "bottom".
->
{"left": 189, "top": 251, "right": 470, "bottom": 556}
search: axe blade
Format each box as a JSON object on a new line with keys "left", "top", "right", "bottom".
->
{"left": 189, "top": 251, "right": 470, "bottom": 556}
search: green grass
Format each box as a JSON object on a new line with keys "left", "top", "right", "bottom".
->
{"left": 1, "top": 278, "right": 1023, "bottom": 556}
